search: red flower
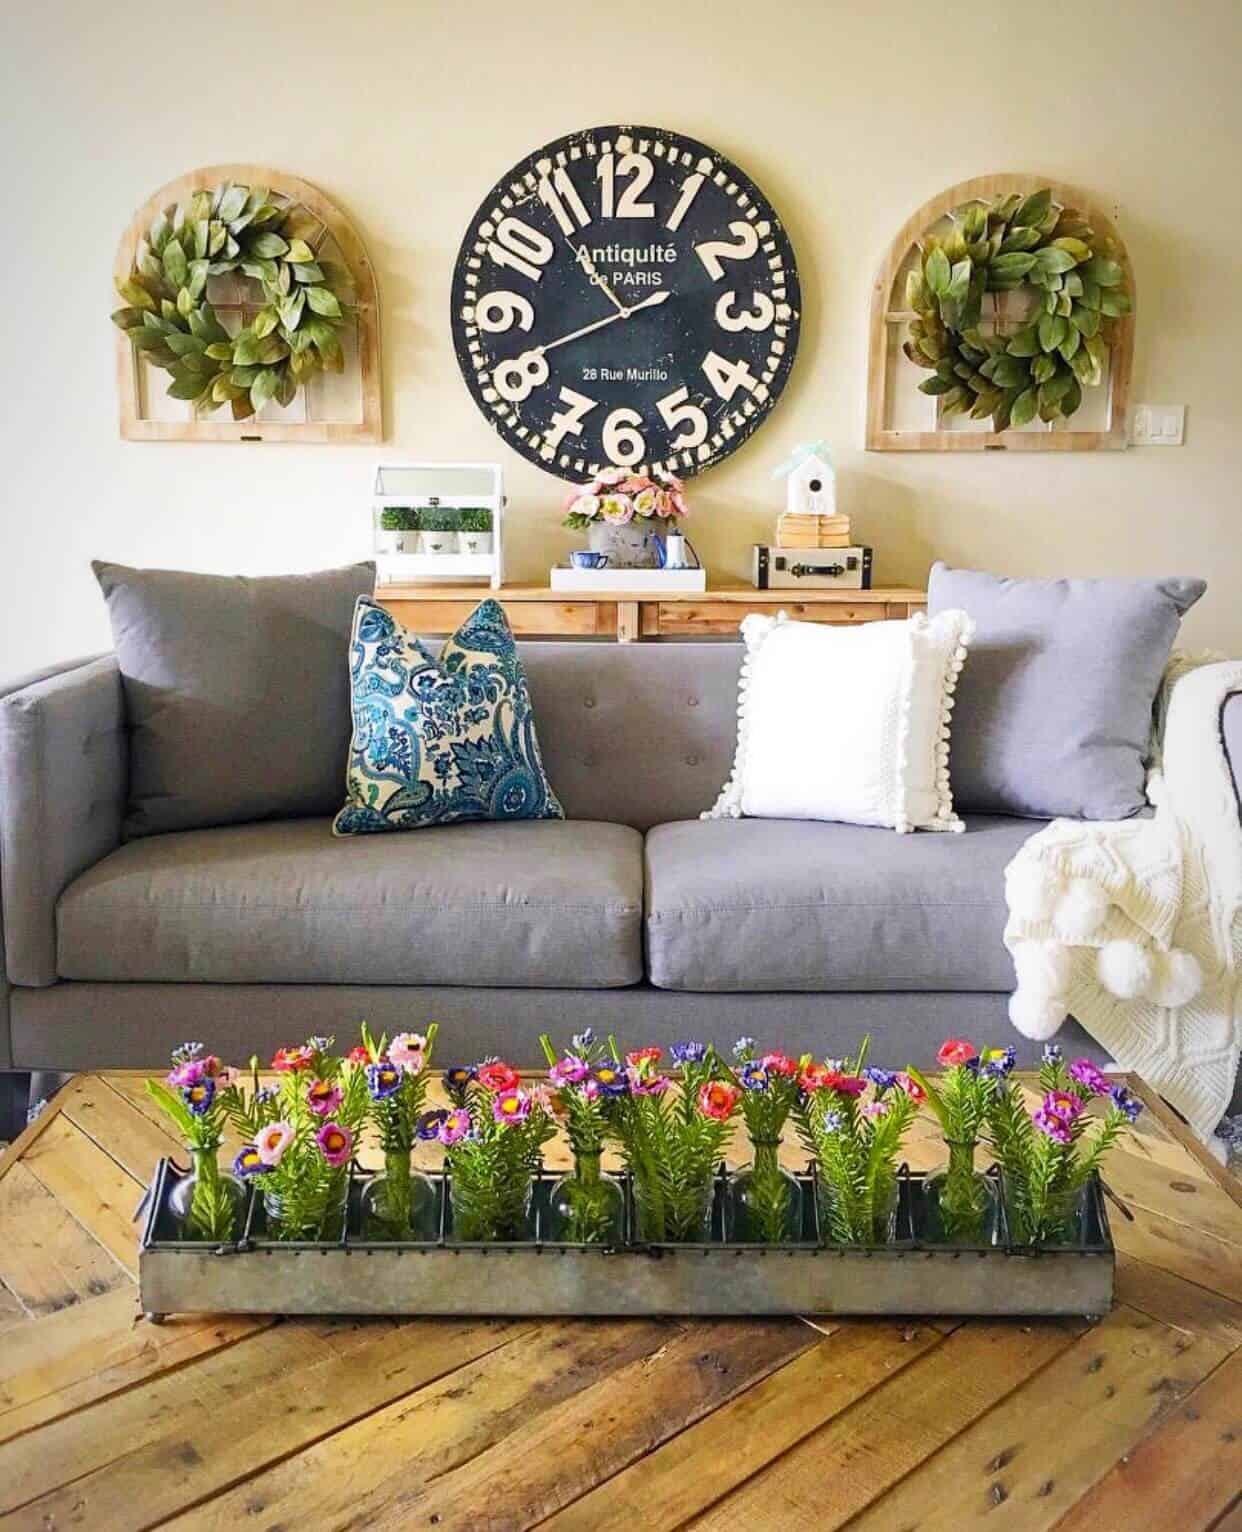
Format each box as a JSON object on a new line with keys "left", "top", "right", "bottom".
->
{"left": 477, "top": 1061, "right": 521, "bottom": 1094}
{"left": 346, "top": 1045, "right": 370, "bottom": 1063}
{"left": 936, "top": 1039, "right": 978, "bottom": 1068}
{"left": 760, "top": 1051, "right": 799, "bottom": 1078}
{"left": 697, "top": 1080, "right": 741, "bottom": 1120}
{"left": 823, "top": 1072, "right": 868, "bottom": 1096}
{"left": 799, "top": 1062, "right": 834, "bottom": 1093}
{"left": 897, "top": 1072, "right": 927, "bottom": 1103}
{"left": 625, "top": 1047, "right": 664, "bottom": 1069}
{"left": 272, "top": 1045, "right": 314, "bottom": 1073}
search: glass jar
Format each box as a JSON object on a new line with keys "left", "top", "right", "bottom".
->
{"left": 919, "top": 1139, "right": 1001, "bottom": 1246}
{"left": 632, "top": 1170, "right": 716, "bottom": 1244}
{"left": 546, "top": 1151, "right": 625, "bottom": 1245}
{"left": 361, "top": 1149, "right": 439, "bottom": 1240}
{"left": 448, "top": 1165, "right": 534, "bottom": 1242}
{"left": 167, "top": 1148, "right": 245, "bottom": 1242}
{"left": 726, "top": 1140, "right": 802, "bottom": 1244}
{"left": 262, "top": 1172, "right": 349, "bottom": 1242}
{"left": 1003, "top": 1176, "right": 1090, "bottom": 1248}
{"left": 815, "top": 1171, "right": 899, "bottom": 1245}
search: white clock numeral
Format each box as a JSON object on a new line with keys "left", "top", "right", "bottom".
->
{"left": 492, "top": 349, "right": 549, "bottom": 403}
{"left": 543, "top": 387, "right": 598, "bottom": 452}
{"left": 715, "top": 289, "right": 775, "bottom": 333}
{"left": 596, "top": 152, "right": 656, "bottom": 219}
{"left": 695, "top": 220, "right": 760, "bottom": 282}
{"left": 474, "top": 290, "right": 535, "bottom": 333}
{"left": 487, "top": 217, "right": 555, "bottom": 283}
{"left": 656, "top": 386, "right": 709, "bottom": 449}
{"left": 665, "top": 171, "right": 706, "bottom": 233}
{"left": 538, "top": 167, "right": 591, "bottom": 237}
{"left": 602, "top": 407, "right": 646, "bottom": 466}
{"left": 702, "top": 349, "right": 759, "bottom": 401}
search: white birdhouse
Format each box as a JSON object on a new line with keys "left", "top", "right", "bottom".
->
{"left": 784, "top": 452, "right": 836, "bottom": 518}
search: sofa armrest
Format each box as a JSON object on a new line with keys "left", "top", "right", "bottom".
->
{"left": 1224, "top": 691, "right": 1242, "bottom": 827}
{"left": 0, "top": 657, "right": 126, "bottom": 1006}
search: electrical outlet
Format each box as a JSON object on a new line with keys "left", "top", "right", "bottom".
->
{"left": 1132, "top": 405, "right": 1186, "bottom": 445}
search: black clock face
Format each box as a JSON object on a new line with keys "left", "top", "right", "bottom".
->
{"left": 451, "top": 125, "right": 801, "bottom": 480}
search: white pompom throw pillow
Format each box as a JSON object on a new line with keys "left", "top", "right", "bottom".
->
{"left": 705, "top": 608, "right": 974, "bottom": 833}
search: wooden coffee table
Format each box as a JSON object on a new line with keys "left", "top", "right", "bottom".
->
{"left": 0, "top": 1071, "right": 1239, "bottom": 1529}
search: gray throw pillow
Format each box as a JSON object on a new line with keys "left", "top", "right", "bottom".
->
{"left": 927, "top": 563, "right": 1206, "bottom": 820}
{"left": 93, "top": 561, "right": 375, "bottom": 837}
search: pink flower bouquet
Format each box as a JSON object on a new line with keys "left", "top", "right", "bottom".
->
{"left": 562, "top": 468, "right": 689, "bottom": 531}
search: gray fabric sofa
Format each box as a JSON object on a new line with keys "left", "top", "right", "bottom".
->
{"left": 3, "top": 641, "right": 1240, "bottom": 1082}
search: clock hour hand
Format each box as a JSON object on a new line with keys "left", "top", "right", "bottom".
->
{"left": 536, "top": 290, "right": 669, "bottom": 357}
{"left": 571, "top": 242, "right": 627, "bottom": 316}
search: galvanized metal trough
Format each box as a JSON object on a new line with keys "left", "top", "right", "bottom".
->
{"left": 137, "top": 1160, "right": 1115, "bottom": 1321}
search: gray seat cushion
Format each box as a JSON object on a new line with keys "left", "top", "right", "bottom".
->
{"left": 645, "top": 815, "right": 1045, "bottom": 992}
{"left": 57, "top": 818, "right": 643, "bottom": 988}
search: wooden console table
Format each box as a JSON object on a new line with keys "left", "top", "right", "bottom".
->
{"left": 377, "top": 583, "right": 927, "bottom": 642}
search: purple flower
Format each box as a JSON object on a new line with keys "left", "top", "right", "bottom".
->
{"left": 1069, "top": 1059, "right": 1111, "bottom": 1096}
{"left": 181, "top": 1078, "right": 215, "bottom": 1116}
{"left": 316, "top": 1121, "right": 353, "bottom": 1167}
{"left": 1042, "top": 1043, "right": 1062, "bottom": 1064}
{"left": 171, "top": 1041, "right": 205, "bottom": 1065}
{"left": 1109, "top": 1085, "right": 1143, "bottom": 1123}
{"left": 417, "top": 1109, "right": 449, "bottom": 1140}
{"left": 863, "top": 1067, "right": 898, "bottom": 1095}
{"left": 1033, "top": 1107, "right": 1072, "bottom": 1145}
{"left": 570, "top": 1029, "right": 595, "bottom": 1052}
{"left": 438, "top": 1108, "right": 471, "bottom": 1145}
{"left": 671, "top": 1040, "right": 707, "bottom": 1065}
{"left": 233, "top": 1144, "right": 267, "bottom": 1177}
{"left": 821, "top": 1109, "right": 843, "bottom": 1133}
{"left": 589, "top": 1064, "right": 630, "bottom": 1097}
{"left": 981, "top": 1046, "right": 1017, "bottom": 1079}
{"left": 366, "top": 1062, "right": 403, "bottom": 1100}
{"left": 630, "top": 1072, "right": 672, "bottom": 1097}
{"left": 739, "top": 1061, "right": 770, "bottom": 1092}
{"left": 444, "top": 1066, "right": 476, "bottom": 1091}
{"left": 549, "top": 1055, "right": 590, "bottom": 1087}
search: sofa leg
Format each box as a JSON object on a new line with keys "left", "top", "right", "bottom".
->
{"left": 0, "top": 1072, "right": 32, "bottom": 1142}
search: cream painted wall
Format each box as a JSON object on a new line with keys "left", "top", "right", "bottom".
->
{"left": 2, "top": 0, "right": 1240, "bottom": 675}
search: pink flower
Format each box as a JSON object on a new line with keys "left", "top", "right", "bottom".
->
{"left": 862, "top": 1100, "right": 890, "bottom": 1118}
{"left": 896, "top": 1072, "right": 927, "bottom": 1103}
{"left": 1069, "top": 1059, "right": 1111, "bottom": 1096}
{"left": 1042, "top": 1090, "right": 1083, "bottom": 1123}
{"left": 315, "top": 1121, "right": 353, "bottom": 1167}
{"left": 937, "top": 1039, "right": 978, "bottom": 1068}
{"left": 256, "top": 1121, "right": 294, "bottom": 1166}
{"left": 596, "top": 467, "right": 628, "bottom": 487}
{"left": 618, "top": 476, "right": 649, "bottom": 496}
{"left": 493, "top": 1088, "right": 531, "bottom": 1125}
{"left": 697, "top": 1081, "right": 741, "bottom": 1120}
{"left": 761, "top": 1052, "right": 799, "bottom": 1079}
{"left": 438, "top": 1108, "right": 471, "bottom": 1145}
{"left": 630, "top": 1071, "right": 672, "bottom": 1097}
{"left": 167, "top": 1059, "right": 207, "bottom": 1088}
{"left": 1033, "top": 1107, "right": 1072, "bottom": 1145}
{"left": 599, "top": 494, "right": 635, "bottom": 524}
{"left": 549, "top": 1055, "right": 590, "bottom": 1087}
{"left": 306, "top": 1079, "right": 343, "bottom": 1117}
{"left": 668, "top": 492, "right": 690, "bottom": 519}
{"left": 527, "top": 1082, "right": 563, "bottom": 1118}
{"left": 389, "top": 1033, "right": 427, "bottom": 1073}
{"left": 824, "top": 1072, "right": 868, "bottom": 1097}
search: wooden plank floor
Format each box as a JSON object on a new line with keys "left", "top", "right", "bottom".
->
{"left": 0, "top": 1072, "right": 1238, "bottom": 1531}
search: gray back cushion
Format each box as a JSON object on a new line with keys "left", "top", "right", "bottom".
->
{"left": 928, "top": 563, "right": 1206, "bottom": 819}
{"left": 94, "top": 561, "right": 375, "bottom": 837}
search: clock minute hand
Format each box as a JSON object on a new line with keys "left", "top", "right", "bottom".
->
{"left": 536, "top": 290, "right": 669, "bottom": 357}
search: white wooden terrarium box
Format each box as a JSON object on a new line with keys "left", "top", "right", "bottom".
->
{"left": 372, "top": 462, "right": 504, "bottom": 589}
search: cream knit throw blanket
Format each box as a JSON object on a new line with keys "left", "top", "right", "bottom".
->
{"left": 1004, "top": 655, "right": 1242, "bottom": 1148}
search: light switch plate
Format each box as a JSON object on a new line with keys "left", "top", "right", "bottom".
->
{"left": 1131, "top": 405, "right": 1186, "bottom": 445}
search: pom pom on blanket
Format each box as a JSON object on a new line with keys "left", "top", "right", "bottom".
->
{"left": 1008, "top": 988, "right": 1068, "bottom": 1040}
{"left": 1150, "top": 949, "right": 1204, "bottom": 1009}
{"left": 1097, "top": 939, "right": 1154, "bottom": 1000}
{"left": 1054, "top": 880, "right": 1111, "bottom": 942}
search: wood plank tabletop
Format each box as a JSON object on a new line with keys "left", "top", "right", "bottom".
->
{"left": 0, "top": 1071, "right": 1238, "bottom": 1530}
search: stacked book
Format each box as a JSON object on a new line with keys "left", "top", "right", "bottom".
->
{"left": 775, "top": 512, "right": 852, "bottom": 549}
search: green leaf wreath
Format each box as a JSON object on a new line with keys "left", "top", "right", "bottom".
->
{"left": 111, "top": 180, "right": 356, "bottom": 420}
{"left": 904, "top": 187, "right": 1131, "bottom": 431}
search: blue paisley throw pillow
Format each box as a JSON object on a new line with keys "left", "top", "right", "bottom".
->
{"left": 333, "top": 597, "right": 563, "bottom": 835}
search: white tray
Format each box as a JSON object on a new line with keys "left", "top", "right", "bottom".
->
{"left": 549, "top": 566, "right": 707, "bottom": 593}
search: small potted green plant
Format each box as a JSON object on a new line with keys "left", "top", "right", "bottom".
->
{"left": 418, "top": 508, "right": 460, "bottom": 555}
{"left": 377, "top": 506, "right": 420, "bottom": 555}
{"left": 457, "top": 506, "right": 494, "bottom": 556}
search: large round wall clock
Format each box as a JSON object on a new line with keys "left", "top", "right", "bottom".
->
{"left": 451, "top": 125, "right": 801, "bottom": 479}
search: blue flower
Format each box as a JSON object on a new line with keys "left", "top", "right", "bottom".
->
{"left": 590, "top": 1064, "right": 630, "bottom": 1097}
{"left": 181, "top": 1078, "right": 215, "bottom": 1116}
{"left": 1043, "top": 1043, "right": 1063, "bottom": 1064}
{"left": 444, "top": 1066, "right": 476, "bottom": 1090}
{"left": 233, "top": 1144, "right": 267, "bottom": 1177}
{"left": 670, "top": 1040, "right": 707, "bottom": 1064}
{"left": 417, "top": 1109, "right": 449, "bottom": 1140}
{"left": 981, "top": 1046, "right": 1017, "bottom": 1080}
{"left": 1109, "top": 1085, "right": 1143, "bottom": 1123}
{"left": 822, "top": 1109, "right": 844, "bottom": 1133}
{"left": 571, "top": 1028, "right": 595, "bottom": 1052}
{"left": 863, "top": 1067, "right": 898, "bottom": 1096}
{"left": 171, "top": 1041, "right": 204, "bottom": 1065}
{"left": 733, "top": 1036, "right": 758, "bottom": 1060}
{"left": 367, "top": 1062, "right": 403, "bottom": 1099}
{"left": 739, "top": 1061, "right": 770, "bottom": 1092}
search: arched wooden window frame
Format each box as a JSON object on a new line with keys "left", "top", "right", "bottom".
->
{"left": 114, "top": 163, "right": 382, "bottom": 443}
{"left": 866, "top": 174, "right": 1135, "bottom": 452}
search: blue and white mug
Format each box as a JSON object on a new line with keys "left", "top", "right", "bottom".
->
{"left": 570, "top": 550, "right": 610, "bottom": 569}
